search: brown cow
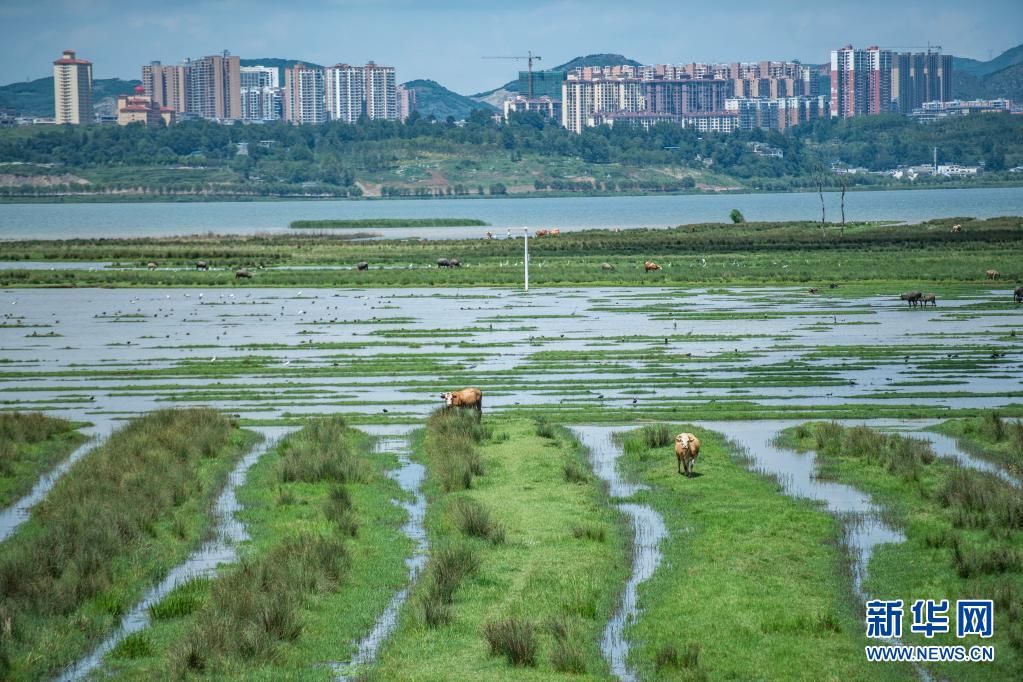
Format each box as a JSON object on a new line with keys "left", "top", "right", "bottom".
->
{"left": 147, "top": 261, "right": 157, "bottom": 270}
{"left": 440, "top": 387, "right": 483, "bottom": 415}
{"left": 921, "top": 293, "right": 937, "bottom": 307}
{"left": 535, "top": 229, "right": 549, "bottom": 238}
{"left": 986, "top": 269, "right": 999, "bottom": 280}
{"left": 675, "top": 432, "right": 701, "bottom": 477}
{"left": 644, "top": 261, "right": 661, "bottom": 272}
{"left": 601, "top": 262, "right": 616, "bottom": 271}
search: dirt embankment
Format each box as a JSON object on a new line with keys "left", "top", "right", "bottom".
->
{"left": 0, "top": 173, "right": 90, "bottom": 187}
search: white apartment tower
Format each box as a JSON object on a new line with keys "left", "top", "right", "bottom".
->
{"left": 53, "top": 50, "right": 93, "bottom": 124}
{"left": 325, "top": 64, "right": 365, "bottom": 123}
{"left": 363, "top": 62, "right": 397, "bottom": 120}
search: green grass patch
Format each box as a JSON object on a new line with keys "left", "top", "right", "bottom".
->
{"left": 931, "top": 412, "right": 1023, "bottom": 477}
{"left": 781, "top": 422, "right": 1023, "bottom": 680}
{"left": 0, "top": 408, "right": 256, "bottom": 680}
{"left": 367, "top": 413, "right": 628, "bottom": 679}
{"left": 97, "top": 415, "right": 411, "bottom": 678}
{"left": 290, "top": 218, "right": 489, "bottom": 228}
{"left": 0, "top": 411, "right": 87, "bottom": 507}
{"left": 615, "top": 425, "right": 910, "bottom": 680}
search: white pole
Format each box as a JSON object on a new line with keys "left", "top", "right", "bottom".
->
{"left": 523, "top": 227, "right": 529, "bottom": 292}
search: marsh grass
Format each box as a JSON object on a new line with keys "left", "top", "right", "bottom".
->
{"left": 641, "top": 423, "right": 674, "bottom": 449}
{"left": 571, "top": 524, "right": 607, "bottom": 542}
{"left": 0, "top": 411, "right": 86, "bottom": 506}
{"left": 483, "top": 616, "right": 537, "bottom": 667}
{"left": 175, "top": 533, "right": 349, "bottom": 672}
{"left": 546, "top": 616, "right": 588, "bottom": 673}
{"left": 424, "top": 408, "right": 487, "bottom": 492}
{"left": 812, "top": 422, "right": 935, "bottom": 481}
{"left": 563, "top": 458, "right": 590, "bottom": 483}
{"left": 419, "top": 543, "right": 480, "bottom": 628}
{"left": 324, "top": 484, "right": 359, "bottom": 537}
{"left": 276, "top": 415, "right": 369, "bottom": 483}
{"left": 148, "top": 578, "right": 210, "bottom": 620}
{"left": 451, "top": 497, "right": 505, "bottom": 544}
{"left": 0, "top": 408, "right": 248, "bottom": 680}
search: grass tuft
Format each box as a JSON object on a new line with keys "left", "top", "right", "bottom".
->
{"left": 483, "top": 616, "right": 537, "bottom": 667}
{"left": 452, "top": 497, "right": 505, "bottom": 544}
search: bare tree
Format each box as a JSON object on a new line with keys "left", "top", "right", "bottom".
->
{"left": 812, "top": 161, "right": 827, "bottom": 232}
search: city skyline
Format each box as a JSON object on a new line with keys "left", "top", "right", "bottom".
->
{"left": 0, "top": 0, "right": 1020, "bottom": 94}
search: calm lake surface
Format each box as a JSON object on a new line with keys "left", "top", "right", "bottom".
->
{"left": 2, "top": 186, "right": 1022, "bottom": 240}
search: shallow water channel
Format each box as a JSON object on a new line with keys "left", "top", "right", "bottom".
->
{"left": 331, "top": 425, "right": 427, "bottom": 679}
{"left": 570, "top": 426, "right": 666, "bottom": 682}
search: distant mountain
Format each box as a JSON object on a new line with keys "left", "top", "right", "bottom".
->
{"left": 471, "top": 53, "right": 642, "bottom": 107}
{"left": 403, "top": 79, "right": 497, "bottom": 120}
{"left": 0, "top": 76, "right": 140, "bottom": 117}
{"left": 953, "top": 43, "right": 1023, "bottom": 78}
{"left": 952, "top": 43, "right": 1023, "bottom": 102}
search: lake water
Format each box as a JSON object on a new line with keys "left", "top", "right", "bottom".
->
{"left": 1, "top": 186, "right": 1022, "bottom": 240}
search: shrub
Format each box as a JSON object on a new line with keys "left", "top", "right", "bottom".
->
{"left": 730, "top": 208, "right": 745, "bottom": 224}
{"left": 276, "top": 416, "right": 368, "bottom": 484}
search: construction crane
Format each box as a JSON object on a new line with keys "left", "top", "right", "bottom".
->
{"left": 482, "top": 51, "right": 543, "bottom": 99}
{"left": 880, "top": 44, "right": 943, "bottom": 53}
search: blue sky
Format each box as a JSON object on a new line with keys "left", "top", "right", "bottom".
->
{"left": 1, "top": 1, "right": 1019, "bottom": 93}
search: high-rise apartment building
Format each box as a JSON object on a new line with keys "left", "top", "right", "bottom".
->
{"left": 830, "top": 45, "right": 892, "bottom": 118}
{"left": 892, "top": 51, "right": 952, "bottom": 113}
{"left": 53, "top": 50, "right": 93, "bottom": 124}
{"left": 363, "top": 62, "right": 397, "bottom": 120}
{"left": 239, "top": 65, "right": 281, "bottom": 121}
{"left": 725, "top": 96, "right": 829, "bottom": 131}
{"left": 142, "top": 62, "right": 189, "bottom": 114}
{"left": 187, "top": 53, "right": 241, "bottom": 120}
{"left": 284, "top": 64, "right": 327, "bottom": 124}
{"left": 397, "top": 84, "right": 417, "bottom": 121}
{"left": 240, "top": 65, "right": 279, "bottom": 89}
{"left": 325, "top": 64, "right": 365, "bottom": 123}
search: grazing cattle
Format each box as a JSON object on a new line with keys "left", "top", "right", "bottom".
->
{"left": 450, "top": 259, "right": 461, "bottom": 268}
{"left": 535, "top": 229, "right": 549, "bottom": 238}
{"left": 550, "top": 228, "right": 560, "bottom": 236}
{"left": 921, "top": 293, "right": 937, "bottom": 306}
{"left": 356, "top": 262, "right": 369, "bottom": 271}
{"left": 440, "top": 387, "right": 483, "bottom": 415}
{"left": 829, "top": 283, "right": 839, "bottom": 289}
{"left": 196, "top": 260, "right": 209, "bottom": 271}
{"left": 986, "top": 269, "right": 999, "bottom": 280}
{"left": 234, "top": 269, "right": 252, "bottom": 279}
{"left": 808, "top": 287, "right": 819, "bottom": 294}
{"left": 601, "top": 262, "right": 616, "bottom": 271}
{"left": 951, "top": 224, "right": 962, "bottom": 233}
{"left": 675, "top": 432, "right": 701, "bottom": 477}
{"left": 147, "top": 262, "right": 157, "bottom": 270}
{"left": 644, "top": 261, "right": 661, "bottom": 272}
{"left": 437, "top": 258, "right": 451, "bottom": 268}
{"left": 900, "top": 291, "right": 923, "bottom": 307}
{"left": 1015, "top": 286, "right": 1023, "bottom": 304}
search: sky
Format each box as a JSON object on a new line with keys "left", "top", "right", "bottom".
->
{"left": 1, "top": 0, "right": 1020, "bottom": 94}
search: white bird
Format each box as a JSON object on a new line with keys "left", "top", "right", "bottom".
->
{"left": 283, "top": 360, "right": 291, "bottom": 366}
{"left": 210, "top": 356, "right": 217, "bottom": 362}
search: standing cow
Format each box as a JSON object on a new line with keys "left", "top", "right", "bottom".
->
{"left": 440, "top": 388, "right": 483, "bottom": 417}
{"left": 1015, "top": 286, "right": 1023, "bottom": 304}
{"left": 675, "top": 432, "right": 701, "bottom": 477}
{"left": 644, "top": 261, "right": 661, "bottom": 272}
{"left": 921, "top": 294, "right": 937, "bottom": 307}
{"left": 196, "top": 260, "right": 209, "bottom": 271}
{"left": 986, "top": 269, "right": 999, "bottom": 280}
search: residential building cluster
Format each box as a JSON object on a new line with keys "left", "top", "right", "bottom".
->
{"left": 830, "top": 45, "right": 952, "bottom": 118}
{"left": 140, "top": 54, "right": 404, "bottom": 126}
{"left": 554, "top": 61, "right": 826, "bottom": 134}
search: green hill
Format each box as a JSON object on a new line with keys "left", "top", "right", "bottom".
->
{"left": 402, "top": 79, "right": 496, "bottom": 120}
{"left": 0, "top": 77, "right": 140, "bottom": 117}
{"left": 471, "top": 53, "right": 642, "bottom": 101}
{"left": 954, "top": 43, "right": 1023, "bottom": 78}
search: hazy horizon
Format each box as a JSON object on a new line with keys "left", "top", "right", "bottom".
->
{"left": 1, "top": 1, "right": 1020, "bottom": 94}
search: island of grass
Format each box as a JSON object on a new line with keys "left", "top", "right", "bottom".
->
{"left": 289, "top": 218, "right": 489, "bottom": 229}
